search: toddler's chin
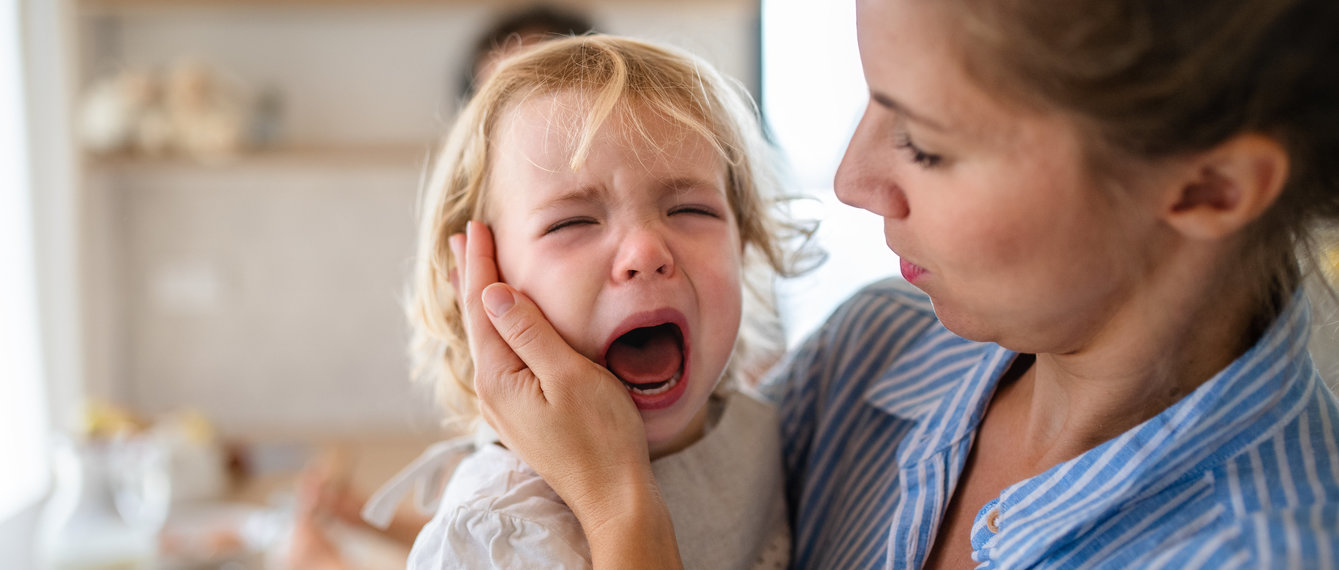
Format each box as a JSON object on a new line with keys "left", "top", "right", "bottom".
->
{"left": 643, "top": 417, "right": 707, "bottom": 459}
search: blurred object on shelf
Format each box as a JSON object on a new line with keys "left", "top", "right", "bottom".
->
{"left": 37, "top": 401, "right": 243, "bottom": 568}
{"left": 249, "top": 85, "right": 285, "bottom": 149}
{"left": 79, "top": 68, "right": 157, "bottom": 155}
{"left": 158, "top": 502, "right": 278, "bottom": 569}
{"left": 78, "top": 59, "right": 264, "bottom": 164}
{"left": 105, "top": 434, "right": 172, "bottom": 539}
{"left": 156, "top": 408, "right": 231, "bottom": 504}
{"left": 83, "top": 401, "right": 231, "bottom": 505}
{"left": 163, "top": 59, "right": 248, "bottom": 164}
{"left": 41, "top": 400, "right": 430, "bottom": 569}
{"left": 84, "top": 398, "right": 148, "bottom": 439}
{"left": 37, "top": 436, "right": 162, "bottom": 569}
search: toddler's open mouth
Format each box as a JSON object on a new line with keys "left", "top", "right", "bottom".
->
{"left": 604, "top": 323, "right": 685, "bottom": 395}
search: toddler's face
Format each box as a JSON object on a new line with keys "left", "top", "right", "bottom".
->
{"left": 487, "top": 92, "right": 743, "bottom": 458}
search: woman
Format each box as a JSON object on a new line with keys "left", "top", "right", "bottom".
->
{"left": 453, "top": 0, "right": 1339, "bottom": 567}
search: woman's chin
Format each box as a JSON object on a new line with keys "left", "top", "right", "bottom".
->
{"left": 929, "top": 300, "right": 997, "bottom": 344}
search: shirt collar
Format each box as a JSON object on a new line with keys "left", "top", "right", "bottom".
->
{"left": 984, "top": 288, "right": 1320, "bottom": 565}
{"left": 862, "top": 322, "right": 1017, "bottom": 464}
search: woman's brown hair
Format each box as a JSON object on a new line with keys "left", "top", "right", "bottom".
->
{"left": 947, "top": 0, "right": 1339, "bottom": 319}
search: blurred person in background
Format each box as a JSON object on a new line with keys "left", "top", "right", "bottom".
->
{"left": 457, "top": 4, "right": 595, "bottom": 99}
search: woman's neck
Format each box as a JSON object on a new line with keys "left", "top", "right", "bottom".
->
{"left": 1006, "top": 243, "right": 1271, "bottom": 466}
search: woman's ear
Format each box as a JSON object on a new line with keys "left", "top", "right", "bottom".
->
{"left": 1162, "top": 134, "right": 1290, "bottom": 240}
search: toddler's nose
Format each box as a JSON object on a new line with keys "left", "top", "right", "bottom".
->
{"left": 614, "top": 226, "right": 675, "bottom": 281}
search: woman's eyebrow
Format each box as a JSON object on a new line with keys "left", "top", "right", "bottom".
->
{"left": 871, "top": 91, "right": 951, "bottom": 132}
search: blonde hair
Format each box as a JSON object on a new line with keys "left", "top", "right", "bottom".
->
{"left": 409, "top": 35, "right": 812, "bottom": 432}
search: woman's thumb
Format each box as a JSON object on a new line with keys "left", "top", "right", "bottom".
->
{"left": 481, "top": 283, "right": 582, "bottom": 381}
{"left": 481, "top": 282, "right": 516, "bottom": 317}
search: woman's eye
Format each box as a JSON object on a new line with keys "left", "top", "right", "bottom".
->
{"left": 544, "top": 217, "right": 597, "bottom": 234}
{"left": 895, "top": 131, "right": 944, "bottom": 169}
{"left": 668, "top": 205, "right": 722, "bottom": 218}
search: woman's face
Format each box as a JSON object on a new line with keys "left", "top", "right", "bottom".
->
{"left": 838, "top": 0, "right": 1168, "bottom": 353}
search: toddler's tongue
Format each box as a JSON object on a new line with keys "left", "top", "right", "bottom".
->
{"left": 605, "top": 325, "right": 683, "bottom": 384}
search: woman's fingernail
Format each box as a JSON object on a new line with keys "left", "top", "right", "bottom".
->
{"left": 482, "top": 284, "right": 515, "bottom": 316}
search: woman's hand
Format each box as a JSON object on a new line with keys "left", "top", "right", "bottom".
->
{"left": 451, "top": 221, "right": 682, "bottom": 568}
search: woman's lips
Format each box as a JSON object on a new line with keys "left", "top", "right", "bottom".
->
{"left": 900, "top": 258, "right": 927, "bottom": 282}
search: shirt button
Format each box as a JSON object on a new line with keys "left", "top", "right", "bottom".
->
{"left": 985, "top": 508, "right": 1001, "bottom": 533}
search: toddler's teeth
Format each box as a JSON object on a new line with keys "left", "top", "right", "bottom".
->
{"left": 623, "top": 369, "right": 682, "bottom": 396}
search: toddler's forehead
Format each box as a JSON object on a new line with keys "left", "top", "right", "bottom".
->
{"left": 500, "top": 91, "right": 712, "bottom": 155}
{"left": 483, "top": 91, "right": 731, "bottom": 215}
{"left": 486, "top": 96, "right": 724, "bottom": 206}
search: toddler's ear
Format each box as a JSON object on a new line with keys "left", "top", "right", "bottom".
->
{"left": 1161, "top": 134, "right": 1289, "bottom": 240}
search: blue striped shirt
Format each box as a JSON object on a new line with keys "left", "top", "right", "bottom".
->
{"left": 760, "top": 278, "right": 1339, "bottom": 568}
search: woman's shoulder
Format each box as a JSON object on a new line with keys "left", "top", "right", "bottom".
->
{"left": 1202, "top": 376, "right": 1339, "bottom": 505}
{"left": 1146, "top": 376, "right": 1339, "bottom": 567}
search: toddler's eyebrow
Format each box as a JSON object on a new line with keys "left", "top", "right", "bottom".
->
{"left": 531, "top": 186, "right": 602, "bottom": 213}
{"left": 529, "top": 175, "right": 725, "bottom": 214}
{"left": 661, "top": 176, "right": 725, "bottom": 196}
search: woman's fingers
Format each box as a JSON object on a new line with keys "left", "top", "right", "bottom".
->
{"left": 478, "top": 280, "right": 643, "bottom": 413}
{"left": 479, "top": 283, "right": 600, "bottom": 395}
{"left": 476, "top": 281, "right": 653, "bottom": 522}
{"left": 457, "top": 221, "right": 528, "bottom": 381}
{"left": 456, "top": 221, "right": 669, "bottom": 561}
{"left": 475, "top": 280, "right": 646, "bottom": 448}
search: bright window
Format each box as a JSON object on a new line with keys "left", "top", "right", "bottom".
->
{"left": 762, "top": 0, "right": 901, "bottom": 347}
{"left": 0, "top": 0, "right": 51, "bottom": 518}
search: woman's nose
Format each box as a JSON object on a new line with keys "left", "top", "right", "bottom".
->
{"left": 613, "top": 226, "right": 675, "bottom": 282}
{"left": 834, "top": 105, "right": 910, "bottom": 219}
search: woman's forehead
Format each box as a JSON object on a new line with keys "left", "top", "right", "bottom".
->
{"left": 856, "top": 0, "right": 1058, "bottom": 148}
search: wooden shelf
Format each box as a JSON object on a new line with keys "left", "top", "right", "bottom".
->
{"left": 84, "top": 143, "right": 434, "bottom": 175}
{"left": 80, "top": 0, "right": 510, "bottom": 9}
{"left": 77, "top": 0, "right": 736, "bottom": 12}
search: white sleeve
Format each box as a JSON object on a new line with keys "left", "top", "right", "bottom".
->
{"left": 408, "top": 505, "right": 593, "bottom": 570}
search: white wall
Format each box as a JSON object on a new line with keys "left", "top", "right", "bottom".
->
{"left": 761, "top": 0, "right": 900, "bottom": 346}
{"left": 4, "top": 0, "right": 75, "bottom": 566}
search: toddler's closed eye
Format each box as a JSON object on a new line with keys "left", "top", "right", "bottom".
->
{"left": 544, "top": 217, "right": 598, "bottom": 234}
{"left": 668, "top": 205, "right": 722, "bottom": 219}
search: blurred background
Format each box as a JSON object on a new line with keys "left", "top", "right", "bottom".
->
{"left": 2, "top": 0, "right": 1335, "bottom": 568}
{"left": 1, "top": 0, "right": 899, "bottom": 567}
